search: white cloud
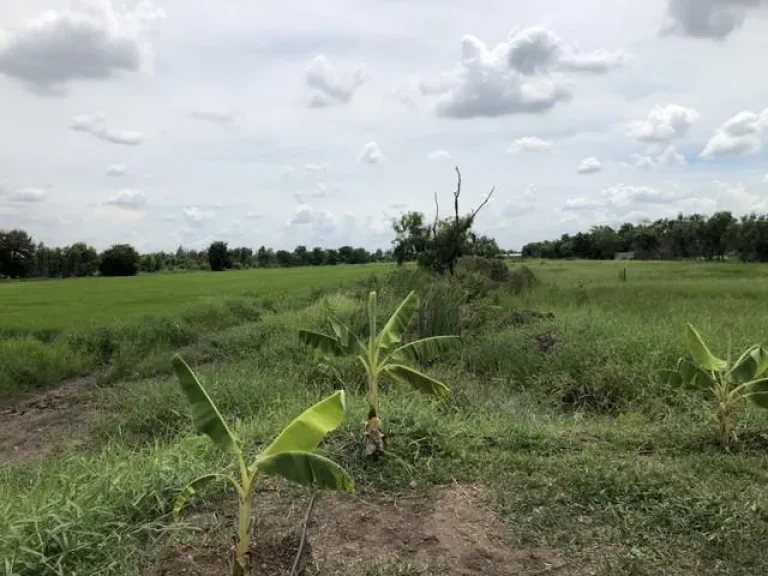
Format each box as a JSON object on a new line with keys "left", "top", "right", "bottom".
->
{"left": 764, "top": 174, "right": 768, "bottom": 183}
{"left": 293, "top": 183, "right": 328, "bottom": 204}
{"left": 358, "top": 141, "right": 384, "bottom": 164}
{"left": 562, "top": 197, "right": 603, "bottom": 211}
{"left": 183, "top": 206, "right": 214, "bottom": 228}
{"left": 508, "top": 137, "right": 553, "bottom": 153}
{"left": 657, "top": 145, "right": 687, "bottom": 166}
{"left": 304, "top": 162, "right": 329, "bottom": 172}
{"left": 7, "top": 187, "right": 47, "bottom": 202}
{"left": 427, "top": 149, "right": 452, "bottom": 160}
{"left": 189, "top": 110, "right": 235, "bottom": 126}
{"left": 626, "top": 104, "right": 700, "bottom": 142}
{"left": 0, "top": 0, "right": 164, "bottom": 95}
{"left": 660, "top": 0, "right": 768, "bottom": 40}
{"left": 422, "top": 27, "right": 627, "bottom": 119}
{"left": 106, "top": 164, "right": 127, "bottom": 176}
{"left": 306, "top": 54, "right": 368, "bottom": 108}
{"left": 602, "top": 184, "right": 678, "bottom": 207}
{"left": 713, "top": 181, "right": 768, "bottom": 213}
{"left": 625, "top": 145, "right": 686, "bottom": 170}
{"left": 104, "top": 189, "right": 146, "bottom": 210}
{"left": 70, "top": 113, "right": 142, "bottom": 145}
{"left": 577, "top": 156, "right": 602, "bottom": 174}
{"left": 700, "top": 108, "right": 768, "bottom": 157}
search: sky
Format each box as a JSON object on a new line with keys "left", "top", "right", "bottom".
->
{"left": 1, "top": 0, "right": 767, "bottom": 252}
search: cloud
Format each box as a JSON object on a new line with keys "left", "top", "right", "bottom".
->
{"left": 626, "top": 104, "right": 700, "bottom": 142}
{"left": 577, "top": 156, "right": 602, "bottom": 174}
{"left": 6, "top": 187, "right": 47, "bottom": 202}
{"left": 660, "top": 0, "right": 768, "bottom": 40}
{"left": 0, "top": 0, "right": 164, "bottom": 95}
{"left": 602, "top": 184, "right": 678, "bottom": 207}
{"left": 106, "top": 164, "right": 127, "bottom": 176}
{"left": 104, "top": 189, "right": 146, "bottom": 209}
{"left": 71, "top": 113, "right": 142, "bottom": 145}
{"left": 427, "top": 149, "right": 452, "bottom": 160}
{"left": 183, "top": 206, "right": 214, "bottom": 228}
{"left": 421, "top": 27, "right": 627, "bottom": 120}
{"left": 306, "top": 54, "right": 368, "bottom": 108}
{"left": 358, "top": 141, "right": 384, "bottom": 164}
{"left": 293, "top": 183, "right": 328, "bottom": 204}
{"left": 700, "top": 108, "right": 768, "bottom": 157}
{"left": 188, "top": 110, "right": 235, "bottom": 126}
{"left": 287, "top": 204, "right": 335, "bottom": 229}
{"left": 713, "top": 181, "right": 768, "bottom": 213}
{"left": 562, "top": 197, "right": 603, "bottom": 211}
{"left": 508, "top": 137, "right": 553, "bottom": 153}
{"left": 304, "top": 162, "right": 329, "bottom": 172}
{"left": 624, "top": 145, "right": 687, "bottom": 170}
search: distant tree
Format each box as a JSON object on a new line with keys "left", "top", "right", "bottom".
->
{"left": 275, "top": 250, "right": 294, "bottom": 267}
{"left": 65, "top": 242, "right": 100, "bottom": 277}
{"left": 469, "top": 235, "right": 503, "bottom": 259}
{"left": 208, "top": 241, "right": 232, "bottom": 271}
{"left": 99, "top": 244, "right": 140, "bottom": 277}
{"left": 351, "top": 247, "right": 370, "bottom": 264}
{"left": 326, "top": 248, "right": 339, "bottom": 265}
{"left": 391, "top": 212, "right": 429, "bottom": 264}
{"left": 0, "top": 229, "right": 36, "bottom": 278}
{"left": 293, "top": 245, "right": 309, "bottom": 266}
{"left": 338, "top": 245, "right": 355, "bottom": 264}
{"left": 309, "top": 247, "right": 327, "bottom": 266}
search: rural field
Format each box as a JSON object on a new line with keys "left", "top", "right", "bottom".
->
{"left": 2, "top": 260, "right": 768, "bottom": 576}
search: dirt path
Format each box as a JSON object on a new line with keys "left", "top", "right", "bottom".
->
{"left": 0, "top": 377, "right": 103, "bottom": 464}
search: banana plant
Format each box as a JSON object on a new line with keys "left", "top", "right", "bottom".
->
{"left": 298, "top": 290, "right": 460, "bottom": 456}
{"left": 661, "top": 324, "right": 768, "bottom": 450}
{"left": 171, "top": 355, "right": 354, "bottom": 576}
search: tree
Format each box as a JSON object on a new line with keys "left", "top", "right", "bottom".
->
{"left": 309, "top": 247, "right": 327, "bottom": 266}
{"left": 326, "top": 248, "right": 339, "bottom": 265}
{"left": 275, "top": 250, "right": 294, "bottom": 267}
{"left": 99, "top": 244, "right": 140, "bottom": 277}
{"left": 256, "top": 246, "right": 274, "bottom": 268}
{"left": 0, "top": 229, "right": 36, "bottom": 278}
{"left": 338, "top": 245, "right": 355, "bottom": 264}
{"left": 208, "top": 241, "right": 232, "bottom": 272}
{"left": 392, "top": 167, "right": 495, "bottom": 275}
{"left": 65, "top": 242, "right": 100, "bottom": 277}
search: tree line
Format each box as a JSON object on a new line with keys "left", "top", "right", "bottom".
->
{"left": 521, "top": 211, "right": 768, "bottom": 262}
{"left": 0, "top": 229, "right": 392, "bottom": 279}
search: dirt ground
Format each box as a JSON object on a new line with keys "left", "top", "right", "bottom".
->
{"left": 149, "top": 483, "right": 577, "bottom": 576}
{"left": 0, "top": 378, "right": 100, "bottom": 464}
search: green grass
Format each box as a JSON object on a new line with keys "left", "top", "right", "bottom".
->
{"left": 0, "top": 264, "right": 392, "bottom": 401}
{"left": 0, "top": 264, "right": 392, "bottom": 335}
{"left": 3, "top": 260, "right": 768, "bottom": 576}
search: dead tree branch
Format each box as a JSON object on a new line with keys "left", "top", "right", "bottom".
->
{"left": 453, "top": 166, "right": 462, "bottom": 225}
{"left": 432, "top": 191, "right": 439, "bottom": 236}
{"left": 469, "top": 186, "right": 495, "bottom": 222}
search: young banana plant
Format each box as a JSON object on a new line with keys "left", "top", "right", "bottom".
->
{"left": 661, "top": 324, "right": 768, "bottom": 450}
{"left": 298, "top": 290, "right": 461, "bottom": 457}
{"left": 171, "top": 355, "right": 354, "bottom": 576}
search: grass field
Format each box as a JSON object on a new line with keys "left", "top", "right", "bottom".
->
{"left": 2, "top": 260, "right": 768, "bottom": 576}
{"left": 0, "top": 264, "right": 391, "bottom": 334}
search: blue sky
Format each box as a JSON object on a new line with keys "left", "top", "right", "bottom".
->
{"left": 1, "top": 0, "right": 767, "bottom": 251}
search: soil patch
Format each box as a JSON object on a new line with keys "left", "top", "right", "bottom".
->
{"left": 151, "top": 483, "right": 573, "bottom": 576}
{"left": 0, "top": 377, "right": 100, "bottom": 464}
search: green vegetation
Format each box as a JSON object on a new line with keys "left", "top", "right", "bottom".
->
{"left": 662, "top": 324, "right": 768, "bottom": 449}
{"left": 2, "top": 259, "right": 768, "bottom": 576}
{"left": 172, "top": 357, "right": 353, "bottom": 575}
{"left": 0, "top": 264, "right": 391, "bottom": 400}
{"left": 299, "top": 290, "right": 459, "bottom": 456}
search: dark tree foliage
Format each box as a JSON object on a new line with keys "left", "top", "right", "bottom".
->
{"left": 99, "top": 244, "right": 140, "bottom": 277}
{"left": 0, "top": 229, "right": 35, "bottom": 278}
{"left": 208, "top": 241, "right": 232, "bottom": 271}
{"left": 391, "top": 167, "right": 496, "bottom": 275}
{"left": 521, "top": 211, "right": 768, "bottom": 261}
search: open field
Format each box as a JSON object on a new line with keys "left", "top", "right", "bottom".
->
{"left": 2, "top": 260, "right": 768, "bottom": 576}
{"left": 0, "top": 264, "right": 392, "bottom": 334}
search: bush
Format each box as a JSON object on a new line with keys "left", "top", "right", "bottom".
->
{"left": 0, "top": 338, "right": 90, "bottom": 396}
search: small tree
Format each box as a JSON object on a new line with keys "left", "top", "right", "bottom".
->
{"left": 99, "top": 244, "right": 140, "bottom": 277}
{"left": 208, "top": 241, "right": 232, "bottom": 271}
{"left": 0, "top": 229, "right": 36, "bottom": 278}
